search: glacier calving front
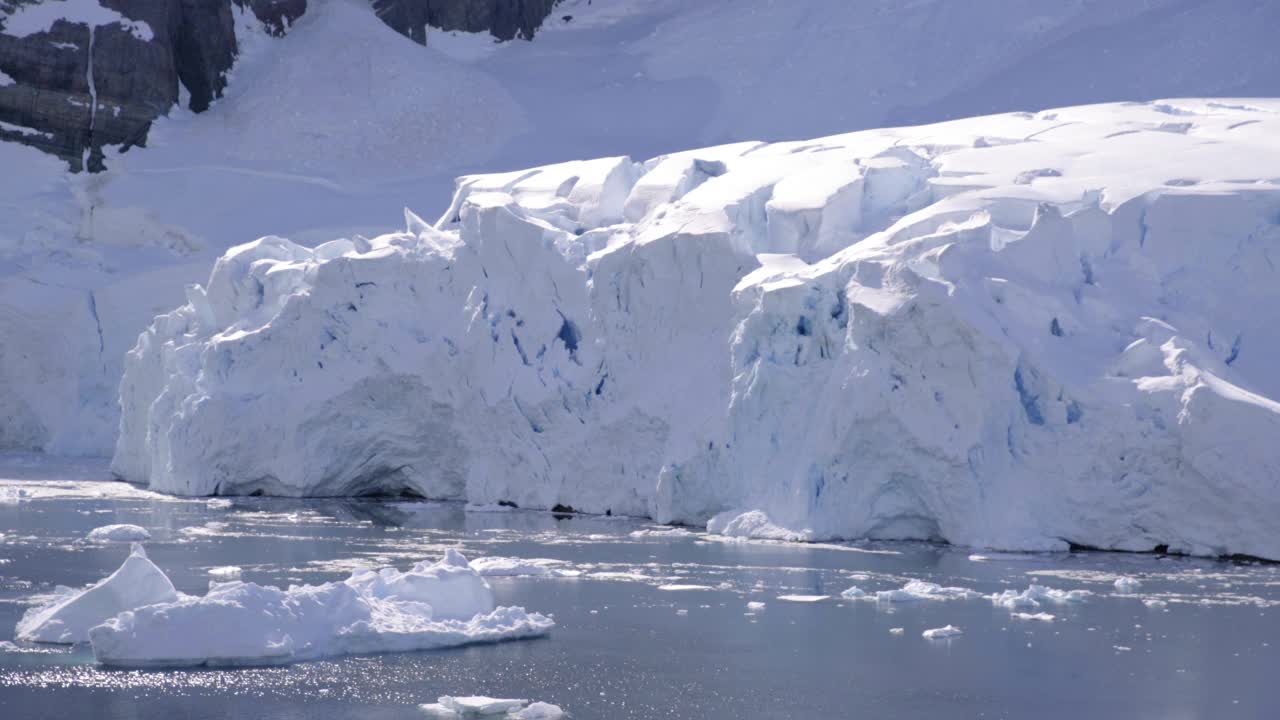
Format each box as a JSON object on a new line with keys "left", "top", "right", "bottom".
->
{"left": 114, "top": 101, "right": 1280, "bottom": 559}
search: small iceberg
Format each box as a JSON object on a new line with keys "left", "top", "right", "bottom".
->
{"left": 1113, "top": 576, "right": 1142, "bottom": 593}
{"left": 86, "top": 524, "right": 151, "bottom": 542}
{"left": 207, "top": 566, "right": 243, "bottom": 581}
{"left": 467, "top": 557, "right": 569, "bottom": 577}
{"left": 1011, "top": 612, "right": 1056, "bottom": 622}
{"left": 922, "top": 625, "right": 963, "bottom": 639}
{"left": 17, "top": 543, "right": 177, "bottom": 643}
{"left": 876, "top": 580, "right": 980, "bottom": 603}
{"left": 90, "top": 549, "right": 552, "bottom": 667}
{"left": 990, "top": 584, "right": 1091, "bottom": 611}
{"left": 15, "top": 546, "right": 552, "bottom": 666}
{"left": 420, "top": 697, "right": 565, "bottom": 719}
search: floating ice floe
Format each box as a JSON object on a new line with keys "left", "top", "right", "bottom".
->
{"left": 16, "top": 543, "right": 177, "bottom": 643}
{"left": 1114, "top": 576, "right": 1143, "bottom": 593}
{"left": 0, "top": 640, "right": 71, "bottom": 654}
{"left": 888, "top": 627, "right": 905, "bottom": 635}
{"left": 658, "top": 584, "right": 715, "bottom": 591}
{"left": 467, "top": 557, "right": 568, "bottom": 577}
{"left": 16, "top": 546, "right": 551, "bottom": 666}
{"left": 706, "top": 510, "right": 811, "bottom": 542}
{"left": 777, "top": 594, "right": 830, "bottom": 602}
{"left": 1143, "top": 598, "right": 1169, "bottom": 609}
{"left": 420, "top": 696, "right": 565, "bottom": 719}
{"left": 1011, "top": 612, "right": 1056, "bottom": 622}
{"left": 747, "top": 601, "right": 767, "bottom": 610}
{"left": 990, "top": 584, "right": 1092, "bottom": 611}
{"left": 206, "top": 499, "right": 233, "bottom": 510}
{"left": 922, "top": 625, "right": 963, "bottom": 639}
{"left": 90, "top": 549, "right": 552, "bottom": 667}
{"left": 628, "top": 527, "right": 696, "bottom": 538}
{"left": 586, "top": 571, "right": 650, "bottom": 582}
{"left": 840, "top": 586, "right": 866, "bottom": 599}
{"left": 876, "top": 580, "right": 981, "bottom": 603}
{"left": 85, "top": 524, "right": 151, "bottom": 542}
{"left": 0, "top": 487, "right": 28, "bottom": 504}
{"left": 207, "top": 566, "right": 243, "bottom": 581}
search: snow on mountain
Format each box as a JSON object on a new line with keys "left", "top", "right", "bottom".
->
{"left": 113, "top": 100, "right": 1280, "bottom": 559}
{"left": 4, "top": 0, "right": 1280, "bottom": 454}
{"left": 1, "top": 0, "right": 154, "bottom": 41}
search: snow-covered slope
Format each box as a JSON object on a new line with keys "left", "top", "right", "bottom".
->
{"left": 4, "top": 0, "right": 1280, "bottom": 454}
{"left": 114, "top": 100, "right": 1280, "bottom": 560}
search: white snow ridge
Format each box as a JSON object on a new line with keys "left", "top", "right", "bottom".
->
{"left": 113, "top": 100, "right": 1280, "bottom": 560}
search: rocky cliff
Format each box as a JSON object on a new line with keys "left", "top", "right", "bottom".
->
{"left": 372, "top": 0, "right": 560, "bottom": 44}
{"left": 0, "top": 0, "right": 556, "bottom": 171}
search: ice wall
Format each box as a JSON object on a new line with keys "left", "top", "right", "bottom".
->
{"left": 113, "top": 101, "right": 1280, "bottom": 559}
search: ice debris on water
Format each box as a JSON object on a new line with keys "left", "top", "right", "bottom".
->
{"left": 990, "top": 585, "right": 1091, "bottom": 611}
{"left": 420, "top": 697, "right": 565, "bottom": 719}
{"left": 922, "top": 625, "right": 963, "bottom": 639}
{"left": 1012, "top": 612, "right": 1055, "bottom": 622}
{"left": 85, "top": 524, "right": 151, "bottom": 542}
{"left": 876, "top": 581, "right": 981, "bottom": 603}
{"left": 15, "top": 546, "right": 551, "bottom": 666}
{"left": 1114, "top": 576, "right": 1142, "bottom": 593}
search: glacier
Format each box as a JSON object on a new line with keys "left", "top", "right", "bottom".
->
{"left": 113, "top": 100, "right": 1280, "bottom": 559}
{"left": 4, "top": 0, "right": 1280, "bottom": 456}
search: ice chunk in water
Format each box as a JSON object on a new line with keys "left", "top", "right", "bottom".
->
{"left": 420, "top": 696, "right": 565, "bottom": 718}
{"left": 85, "top": 524, "right": 151, "bottom": 542}
{"left": 86, "top": 550, "right": 552, "bottom": 667}
{"left": 922, "top": 625, "right": 963, "bottom": 639}
{"left": 16, "top": 544, "right": 177, "bottom": 644}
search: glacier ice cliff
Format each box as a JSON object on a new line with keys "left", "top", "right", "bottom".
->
{"left": 113, "top": 100, "right": 1280, "bottom": 559}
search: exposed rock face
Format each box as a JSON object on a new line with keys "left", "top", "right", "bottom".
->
{"left": 239, "top": 0, "right": 305, "bottom": 36}
{"left": 0, "top": 1, "right": 557, "bottom": 171}
{"left": 372, "top": 0, "right": 560, "bottom": 43}
{"left": 0, "top": 0, "right": 242, "bottom": 171}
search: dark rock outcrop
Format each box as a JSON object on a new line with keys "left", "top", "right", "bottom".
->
{"left": 0, "top": 0, "right": 556, "bottom": 171}
{"left": 372, "top": 0, "right": 560, "bottom": 44}
{"left": 0, "top": 0, "right": 244, "bottom": 170}
{"left": 239, "top": 0, "right": 305, "bottom": 36}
